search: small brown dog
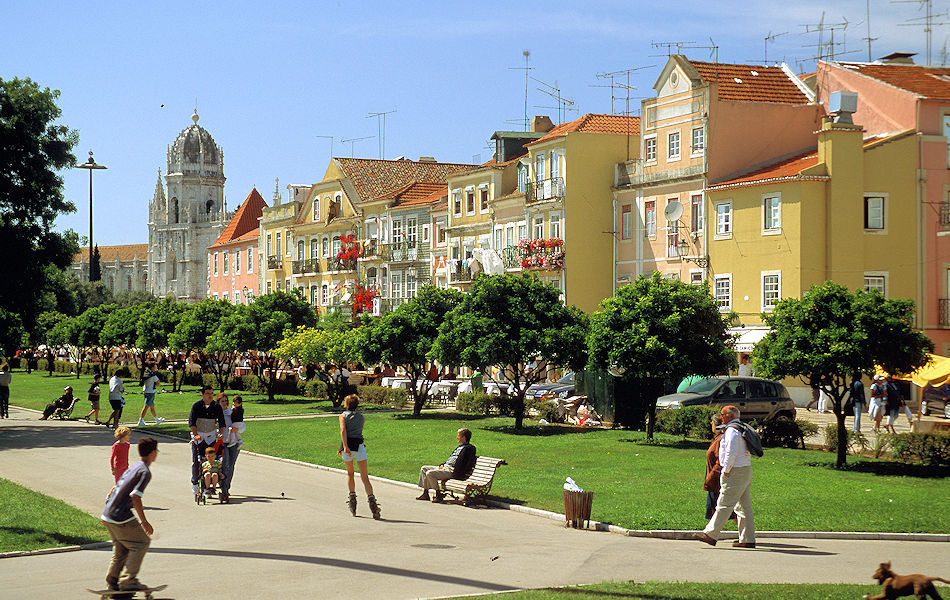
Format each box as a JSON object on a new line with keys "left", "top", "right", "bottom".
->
{"left": 863, "top": 562, "right": 949, "bottom": 600}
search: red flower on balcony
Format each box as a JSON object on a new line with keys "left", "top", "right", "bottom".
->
{"left": 518, "top": 238, "right": 564, "bottom": 270}
{"left": 351, "top": 284, "right": 378, "bottom": 313}
{"left": 336, "top": 234, "right": 362, "bottom": 261}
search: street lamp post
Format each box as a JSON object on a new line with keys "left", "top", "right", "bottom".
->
{"left": 75, "top": 150, "right": 107, "bottom": 279}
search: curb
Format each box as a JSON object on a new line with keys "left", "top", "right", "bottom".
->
{"left": 0, "top": 541, "right": 110, "bottom": 560}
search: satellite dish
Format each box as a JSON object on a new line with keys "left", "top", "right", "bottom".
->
{"left": 664, "top": 200, "right": 684, "bottom": 222}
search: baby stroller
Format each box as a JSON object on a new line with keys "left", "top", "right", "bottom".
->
{"left": 195, "top": 442, "right": 228, "bottom": 505}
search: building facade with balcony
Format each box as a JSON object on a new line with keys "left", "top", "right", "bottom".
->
{"left": 207, "top": 187, "right": 267, "bottom": 304}
{"left": 259, "top": 183, "right": 309, "bottom": 297}
{"left": 614, "top": 56, "right": 820, "bottom": 294}
{"left": 817, "top": 56, "right": 950, "bottom": 352}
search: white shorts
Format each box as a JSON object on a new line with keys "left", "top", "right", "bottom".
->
{"left": 341, "top": 444, "right": 367, "bottom": 463}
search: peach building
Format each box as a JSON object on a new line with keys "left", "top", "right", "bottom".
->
{"left": 207, "top": 188, "right": 267, "bottom": 304}
{"left": 817, "top": 55, "right": 950, "bottom": 353}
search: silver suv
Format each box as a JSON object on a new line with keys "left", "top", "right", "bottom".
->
{"left": 656, "top": 376, "right": 797, "bottom": 422}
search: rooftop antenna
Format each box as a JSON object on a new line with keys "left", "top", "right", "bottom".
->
{"left": 650, "top": 41, "right": 696, "bottom": 57}
{"left": 339, "top": 135, "right": 374, "bottom": 158}
{"left": 366, "top": 109, "right": 396, "bottom": 159}
{"left": 592, "top": 65, "right": 653, "bottom": 115}
{"left": 316, "top": 135, "right": 334, "bottom": 162}
{"left": 508, "top": 50, "right": 534, "bottom": 131}
{"left": 941, "top": 35, "right": 950, "bottom": 65}
{"left": 863, "top": 0, "right": 879, "bottom": 61}
{"left": 763, "top": 31, "right": 788, "bottom": 64}
{"left": 895, "top": 0, "right": 950, "bottom": 65}
{"left": 532, "top": 77, "right": 576, "bottom": 123}
{"left": 801, "top": 12, "right": 853, "bottom": 62}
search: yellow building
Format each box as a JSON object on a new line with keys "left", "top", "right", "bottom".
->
{"left": 705, "top": 116, "right": 918, "bottom": 328}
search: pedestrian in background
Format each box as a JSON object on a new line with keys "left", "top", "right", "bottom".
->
{"left": 884, "top": 375, "right": 902, "bottom": 434}
{"left": 137, "top": 365, "right": 164, "bottom": 427}
{"left": 849, "top": 373, "right": 866, "bottom": 432}
{"left": 111, "top": 427, "right": 132, "bottom": 482}
{"left": 106, "top": 371, "right": 126, "bottom": 430}
{"left": 869, "top": 374, "right": 887, "bottom": 432}
{"left": 703, "top": 414, "right": 737, "bottom": 522}
{"left": 0, "top": 362, "right": 11, "bottom": 418}
{"left": 84, "top": 374, "right": 102, "bottom": 424}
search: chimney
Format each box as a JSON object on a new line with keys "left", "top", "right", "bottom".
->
{"left": 828, "top": 91, "right": 858, "bottom": 124}
{"left": 531, "top": 115, "right": 555, "bottom": 133}
{"left": 418, "top": 156, "right": 436, "bottom": 163}
{"left": 877, "top": 52, "right": 916, "bottom": 65}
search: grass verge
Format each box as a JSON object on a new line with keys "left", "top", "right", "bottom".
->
{"left": 0, "top": 478, "right": 109, "bottom": 553}
{"left": 150, "top": 412, "right": 950, "bottom": 533}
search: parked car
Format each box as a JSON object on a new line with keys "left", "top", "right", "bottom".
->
{"left": 525, "top": 372, "right": 575, "bottom": 401}
{"left": 656, "top": 376, "right": 796, "bottom": 422}
{"left": 920, "top": 385, "right": 950, "bottom": 419}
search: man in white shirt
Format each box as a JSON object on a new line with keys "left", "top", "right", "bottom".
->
{"left": 737, "top": 354, "right": 753, "bottom": 377}
{"left": 137, "top": 365, "right": 164, "bottom": 426}
{"left": 695, "top": 405, "right": 756, "bottom": 548}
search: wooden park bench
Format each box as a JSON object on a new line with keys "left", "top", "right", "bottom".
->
{"left": 442, "top": 456, "right": 506, "bottom": 506}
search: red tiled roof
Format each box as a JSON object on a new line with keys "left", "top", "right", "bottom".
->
{"left": 231, "top": 226, "right": 260, "bottom": 243}
{"left": 73, "top": 244, "right": 148, "bottom": 264}
{"left": 710, "top": 151, "right": 820, "bottom": 188}
{"left": 383, "top": 182, "right": 448, "bottom": 208}
{"left": 835, "top": 61, "right": 950, "bottom": 100}
{"left": 210, "top": 188, "right": 267, "bottom": 248}
{"left": 333, "top": 157, "right": 476, "bottom": 203}
{"left": 688, "top": 60, "right": 811, "bottom": 104}
{"left": 527, "top": 114, "right": 640, "bottom": 146}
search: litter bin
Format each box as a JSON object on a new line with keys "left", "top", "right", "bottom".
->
{"left": 563, "top": 490, "right": 593, "bottom": 529}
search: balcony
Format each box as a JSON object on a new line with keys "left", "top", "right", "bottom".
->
{"left": 525, "top": 177, "right": 565, "bottom": 204}
{"left": 380, "top": 240, "right": 429, "bottom": 262}
{"left": 360, "top": 238, "right": 380, "bottom": 259}
{"left": 501, "top": 246, "right": 521, "bottom": 270}
{"left": 941, "top": 204, "right": 950, "bottom": 230}
{"left": 327, "top": 257, "right": 357, "bottom": 272}
{"left": 518, "top": 239, "right": 564, "bottom": 271}
{"left": 292, "top": 258, "right": 321, "bottom": 275}
{"left": 940, "top": 298, "right": 950, "bottom": 327}
{"left": 449, "top": 261, "right": 472, "bottom": 283}
{"left": 266, "top": 255, "right": 282, "bottom": 270}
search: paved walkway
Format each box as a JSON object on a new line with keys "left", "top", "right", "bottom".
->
{"left": 0, "top": 407, "right": 947, "bottom": 600}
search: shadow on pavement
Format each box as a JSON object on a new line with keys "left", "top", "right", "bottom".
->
{"left": 223, "top": 495, "right": 294, "bottom": 505}
{"left": 0, "top": 424, "right": 118, "bottom": 451}
{"left": 757, "top": 543, "right": 836, "bottom": 556}
{"left": 100, "top": 547, "right": 516, "bottom": 591}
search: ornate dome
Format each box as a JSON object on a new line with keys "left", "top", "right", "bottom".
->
{"left": 169, "top": 110, "right": 220, "bottom": 167}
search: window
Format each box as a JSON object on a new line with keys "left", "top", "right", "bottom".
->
{"left": 550, "top": 151, "right": 561, "bottom": 179}
{"left": 666, "top": 199, "right": 679, "bottom": 258}
{"left": 466, "top": 189, "right": 475, "bottom": 214}
{"left": 533, "top": 215, "right": 544, "bottom": 239}
{"left": 668, "top": 131, "right": 681, "bottom": 159}
{"left": 297, "top": 240, "right": 305, "bottom": 261}
{"left": 332, "top": 236, "right": 341, "bottom": 258}
{"left": 247, "top": 248, "right": 253, "bottom": 273}
{"left": 310, "top": 239, "right": 319, "bottom": 259}
{"left": 235, "top": 249, "right": 240, "bottom": 274}
{"left": 266, "top": 234, "right": 272, "bottom": 256}
{"left": 275, "top": 279, "right": 282, "bottom": 291}
{"left": 535, "top": 154, "right": 545, "bottom": 180}
{"left": 406, "top": 218, "right": 417, "bottom": 242}
{"left": 517, "top": 164, "right": 528, "bottom": 193}
{"left": 762, "top": 271, "right": 781, "bottom": 311}
{"left": 213, "top": 252, "right": 219, "bottom": 276}
{"left": 312, "top": 198, "right": 320, "bottom": 221}
{"left": 223, "top": 250, "right": 228, "bottom": 274}
{"left": 436, "top": 218, "right": 446, "bottom": 244}
{"left": 864, "top": 274, "right": 887, "bottom": 295}
{"left": 763, "top": 194, "right": 781, "bottom": 232}
{"left": 452, "top": 190, "right": 462, "bottom": 216}
{"left": 285, "top": 232, "right": 292, "bottom": 256}
{"left": 715, "top": 202, "right": 732, "bottom": 236}
{"left": 495, "top": 228, "right": 504, "bottom": 249}
{"left": 691, "top": 127, "right": 705, "bottom": 155}
{"left": 714, "top": 275, "right": 731, "bottom": 311}
{"left": 321, "top": 283, "right": 329, "bottom": 305}
{"left": 621, "top": 205, "right": 632, "bottom": 239}
{"left": 310, "top": 286, "right": 318, "bottom": 305}
{"left": 518, "top": 222, "right": 527, "bottom": 240}
{"left": 865, "top": 196, "right": 885, "bottom": 230}
{"left": 691, "top": 194, "right": 703, "bottom": 233}
{"left": 506, "top": 225, "right": 516, "bottom": 248}
{"left": 550, "top": 213, "right": 561, "bottom": 239}
{"left": 266, "top": 280, "right": 272, "bottom": 294}
{"left": 322, "top": 236, "right": 330, "bottom": 257}
{"left": 645, "top": 136, "right": 657, "bottom": 162}
{"left": 223, "top": 291, "right": 229, "bottom": 302}
{"left": 422, "top": 223, "right": 430, "bottom": 243}
{"left": 689, "top": 270, "right": 704, "bottom": 286}
{"left": 392, "top": 219, "right": 403, "bottom": 242}
{"left": 645, "top": 201, "right": 656, "bottom": 237}
{"left": 406, "top": 274, "right": 417, "bottom": 298}
{"left": 391, "top": 273, "right": 402, "bottom": 299}
{"left": 479, "top": 187, "right": 489, "bottom": 212}
{"left": 275, "top": 233, "right": 281, "bottom": 257}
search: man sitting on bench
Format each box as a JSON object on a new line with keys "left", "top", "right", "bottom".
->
{"left": 416, "top": 428, "right": 476, "bottom": 503}
{"left": 40, "top": 386, "right": 75, "bottom": 419}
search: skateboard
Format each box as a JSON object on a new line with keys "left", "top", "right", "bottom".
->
{"left": 86, "top": 584, "right": 167, "bottom": 599}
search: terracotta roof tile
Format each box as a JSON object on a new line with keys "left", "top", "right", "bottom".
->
{"left": 384, "top": 182, "right": 448, "bottom": 208}
{"left": 73, "top": 244, "right": 148, "bottom": 264}
{"left": 689, "top": 60, "right": 810, "bottom": 104}
{"left": 210, "top": 188, "right": 268, "bottom": 247}
{"left": 333, "top": 157, "right": 476, "bottom": 203}
{"left": 527, "top": 114, "right": 640, "bottom": 146}
{"left": 835, "top": 61, "right": 950, "bottom": 100}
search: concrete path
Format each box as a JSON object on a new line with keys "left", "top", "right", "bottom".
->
{"left": 0, "top": 407, "right": 946, "bottom": 600}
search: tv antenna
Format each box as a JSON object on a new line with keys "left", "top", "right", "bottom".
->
{"left": 532, "top": 77, "right": 575, "bottom": 123}
{"left": 592, "top": 66, "right": 653, "bottom": 115}
{"left": 863, "top": 0, "right": 879, "bottom": 61}
{"left": 339, "top": 135, "right": 374, "bottom": 157}
{"left": 801, "top": 12, "right": 854, "bottom": 62}
{"left": 508, "top": 50, "right": 535, "bottom": 131}
{"left": 763, "top": 31, "right": 788, "bottom": 64}
{"left": 895, "top": 0, "right": 950, "bottom": 65}
{"left": 316, "top": 135, "right": 334, "bottom": 162}
{"left": 366, "top": 109, "right": 396, "bottom": 159}
{"left": 652, "top": 39, "right": 718, "bottom": 63}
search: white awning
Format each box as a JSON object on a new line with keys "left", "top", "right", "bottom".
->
{"left": 728, "top": 326, "right": 770, "bottom": 353}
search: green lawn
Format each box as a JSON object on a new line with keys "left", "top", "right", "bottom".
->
{"left": 6, "top": 368, "right": 337, "bottom": 420}
{"left": 446, "top": 581, "right": 947, "bottom": 600}
{"left": 151, "top": 412, "right": 950, "bottom": 533}
{"left": 0, "top": 478, "right": 109, "bottom": 552}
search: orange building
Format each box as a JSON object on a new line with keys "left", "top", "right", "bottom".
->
{"left": 207, "top": 188, "right": 268, "bottom": 303}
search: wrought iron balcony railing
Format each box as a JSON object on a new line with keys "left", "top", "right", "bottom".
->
{"left": 939, "top": 298, "right": 950, "bottom": 327}
{"left": 501, "top": 246, "right": 521, "bottom": 269}
{"left": 379, "top": 240, "right": 429, "bottom": 262}
{"left": 291, "top": 259, "right": 321, "bottom": 275}
{"left": 525, "top": 177, "right": 565, "bottom": 203}
{"left": 267, "top": 255, "right": 282, "bottom": 270}
{"left": 327, "top": 257, "right": 357, "bottom": 272}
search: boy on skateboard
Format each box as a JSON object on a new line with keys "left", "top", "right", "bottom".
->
{"left": 100, "top": 437, "right": 158, "bottom": 593}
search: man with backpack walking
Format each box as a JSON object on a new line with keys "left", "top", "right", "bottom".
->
{"left": 695, "top": 405, "right": 757, "bottom": 549}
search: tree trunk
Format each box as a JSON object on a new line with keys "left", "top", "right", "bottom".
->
{"left": 832, "top": 396, "right": 849, "bottom": 469}
{"left": 513, "top": 392, "right": 526, "bottom": 429}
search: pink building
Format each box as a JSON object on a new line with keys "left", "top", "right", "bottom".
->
{"left": 208, "top": 188, "right": 268, "bottom": 304}
{"left": 818, "top": 56, "right": 950, "bottom": 353}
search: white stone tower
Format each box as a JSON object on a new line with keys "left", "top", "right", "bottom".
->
{"left": 148, "top": 110, "right": 230, "bottom": 302}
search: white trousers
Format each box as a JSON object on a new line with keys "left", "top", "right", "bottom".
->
{"left": 703, "top": 465, "right": 755, "bottom": 544}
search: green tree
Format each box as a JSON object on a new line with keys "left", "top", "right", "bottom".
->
{"left": 47, "top": 305, "right": 110, "bottom": 378}
{"left": 100, "top": 304, "right": 150, "bottom": 372}
{"left": 274, "top": 325, "right": 362, "bottom": 408}
{"left": 137, "top": 299, "right": 188, "bottom": 390}
{"left": 753, "top": 281, "right": 932, "bottom": 468}
{"left": 588, "top": 273, "right": 735, "bottom": 440}
{"left": 361, "top": 286, "right": 461, "bottom": 416}
{"left": 0, "top": 77, "right": 80, "bottom": 337}
{"left": 0, "top": 308, "right": 25, "bottom": 359}
{"left": 89, "top": 245, "right": 102, "bottom": 282}
{"left": 434, "top": 274, "right": 588, "bottom": 429}
{"left": 169, "top": 299, "right": 235, "bottom": 388}
{"left": 205, "top": 306, "right": 258, "bottom": 392}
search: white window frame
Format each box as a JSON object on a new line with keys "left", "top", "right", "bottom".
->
{"left": 668, "top": 130, "right": 681, "bottom": 161}
{"left": 494, "top": 227, "right": 504, "bottom": 249}
{"left": 436, "top": 217, "right": 447, "bottom": 246}
{"left": 761, "top": 270, "right": 781, "bottom": 312}
{"left": 247, "top": 248, "right": 253, "bottom": 273}
{"left": 213, "top": 252, "right": 219, "bottom": 276}
{"left": 223, "top": 291, "right": 229, "bottom": 302}
{"left": 644, "top": 135, "right": 657, "bottom": 163}
{"left": 535, "top": 153, "right": 545, "bottom": 181}
{"left": 691, "top": 126, "right": 705, "bottom": 157}
{"left": 479, "top": 184, "right": 490, "bottom": 214}
{"left": 266, "top": 280, "right": 272, "bottom": 294}
{"left": 714, "top": 201, "right": 732, "bottom": 239}
{"left": 465, "top": 186, "right": 476, "bottom": 216}
{"left": 322, "top": 236, "right": 330, "bottom": 258}
{"left": 714, "top": 274, "right": 732, "bottom": 312}
{"left": 266, "top": 233, "right": 272, "bottom": 256}
{"left": 452, "top": 190, "right": 462, "bottom": 216}
{"left": 550, "top": 212, "right": 561, "bottom": 239}
{"left": 621, "top": 204, "right": 632, "bottom": 240}
{"left": 644, "top": 200, "right": 657, "bottom": 238}
{"left": 310, "top": 239, "right": 319, "bottom": 260}
{"left": 422, "top": 222, "right": 430, "bottom": 243}
{"left": 761, "top": 193, "right": 782, "bottom": 235}
{"left": 235, "top": 249, "right": 240, "bottom": 274}
{"left": 689, "top": 269, "right": 705, "bottom": 286}
{"left": 517, "top": 221, "right": 527, "bottom": 241}
{"left": 533, "top": 215, "right": 544, "bottom": 239}
{"left": 864, "top": 194, "right": 887, "bottom": 233}
{"left": 275, "top": 232, "right": 282, "bottom": 258}
{"left": 297, "top": 240, "right": 305, "bottom": 261}
{"left": 321, "top": 283, "right": 329, "bottom": 305}
{"left": 864, "top": 272, "right": 888, "bottom": 296}
{"left": 312, "top": 197, "right": 320, "bottom": 221}
{"left": 406, "top": 217, "right": 418, "bottom": 242}
{"left": 691, "top": 194, "right": 704, "bottom": 234}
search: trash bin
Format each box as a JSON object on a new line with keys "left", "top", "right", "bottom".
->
{"left": 563, "top": 489, "right": 593, "bottom": 529}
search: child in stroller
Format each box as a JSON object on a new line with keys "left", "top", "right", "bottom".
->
{"left": 197, "top": 446, "right": 223, "bottom": 504}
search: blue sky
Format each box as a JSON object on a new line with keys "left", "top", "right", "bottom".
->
{"left": 3, "top": 1, "right": 939, "bottom": 245}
